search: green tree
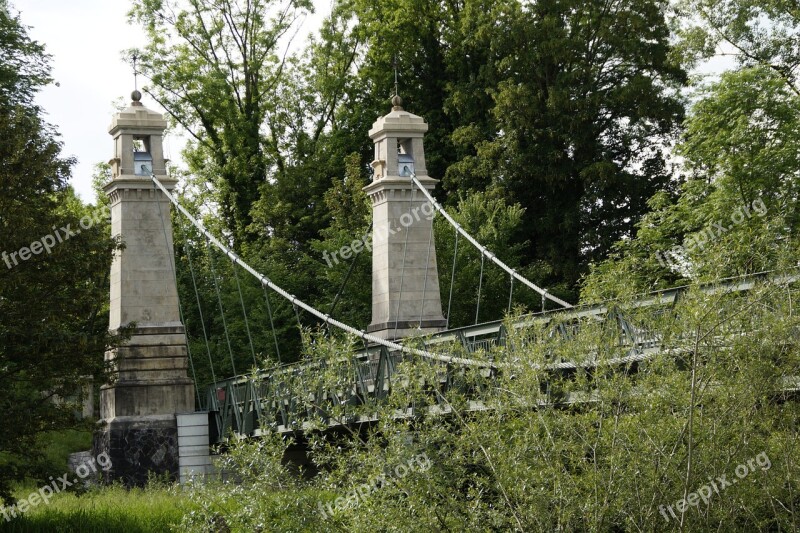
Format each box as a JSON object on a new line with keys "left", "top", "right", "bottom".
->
{"left": 0, "top": 4, "right": 125, "bottom": 501}
{"left": 310, "top": 152, "right": 373, "bottom": 329}
{"left": 678, "top": 0, "right": 800, "bottom": 94}
{"left": 129, "top": 0, "right": 313, "bottom": 246}
{"left": 131, "top": 1, "right": 370, "bottom": 369}
{"left": 325, "top": 0, "right": 687, "bottom": 296}
{"left": 0, "top": 0, "right": 49, "bottom": 108}
{"left": 433, "top": 188, "right": 552, "bottom": 328}
{"left": 135, "top": 0, "right": 689, "bottom": 372}
{"left": 582, "top": 66, "right": 800, "bottom": 302}
{"left": 466, "top": 0, "right": 685, "bottom": 290}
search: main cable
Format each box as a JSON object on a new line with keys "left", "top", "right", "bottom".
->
{"left": 151, "top": 175, "right": 493, "bottom": 369}
{"left": 410, "top": 175, "right": 572, "bottom": 309}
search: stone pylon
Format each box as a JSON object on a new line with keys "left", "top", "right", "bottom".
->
{"left": 364, "top": 96, "right": 446, "bottom": 340}
{"left": 93, "top": 90, "right": 194, "bottom": 486}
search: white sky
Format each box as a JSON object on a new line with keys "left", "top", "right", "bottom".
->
{"left": 13, "top": 1, "right": 732, "bottom": 205}
{"left": 13, "top": 0, "right": 329, "bottom": 204}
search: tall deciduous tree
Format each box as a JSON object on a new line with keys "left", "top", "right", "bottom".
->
{"left": 678, "top": 0, "right": 800, "bottom": 94}
{"left": 456, "top": 0, "right": 686, "bottom": 289}
{"left": 583, "top": 66, "right": 800, "bottom": 302}
{"left": 327, "top": 0, "right": 687, "bottom": 296}
{"left": 0, "top": 4, "right": 125, "bottom": 502}
{"left": 131, "top": 0, "right": 367, "bottom": 367}
{"left": 129, "top": 0, "right": 314, "bottom": 246}
{"left": 135, "top": 0, "right": 688, "bottom": 355}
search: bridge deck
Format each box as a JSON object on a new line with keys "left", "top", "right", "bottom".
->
{"left": 202, "top": 269, "right": 800, "bottom": 443}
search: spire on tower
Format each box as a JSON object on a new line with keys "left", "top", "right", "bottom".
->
{"left": 392, "top": 54, "right": 399, "bottom": 97}
{"left": 391, "top": 55, "right": 403, "bottom": 111}
{"left": 131, "top": 53, "right": 142, "bottom": 106}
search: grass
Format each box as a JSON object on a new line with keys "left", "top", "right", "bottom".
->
{"left": 38, "top": 429, "right": 93, "bottom": 473}
{"left": 0, "top": 429, "right": 329, "bottom": 531}
{"left": 0, "top": 485, "right": 188, "bottom": 532}
{"left": 1, "top": 429, "right": 189, "bottom": 532}
{"left": 0, "top": 482, "right": 336, "bottom": 532}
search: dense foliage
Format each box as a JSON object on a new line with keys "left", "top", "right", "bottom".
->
{"left": 125, "top": 0, "right": 689, "bottom": 372}
{"left": 0, "top": 3, "right": 125, "bottom": 504}
{"left": 159, "top": 2, "right": 800, "bottom": 530}
{"left": 179, "top": 265, "right": 800, "bottom": 531}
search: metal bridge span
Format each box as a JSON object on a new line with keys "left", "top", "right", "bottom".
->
{"left": 202, "top": 269, "right": 800, "bottom": 444}
{"left": 151, "top": 176, "right": 800, "bottom": 482}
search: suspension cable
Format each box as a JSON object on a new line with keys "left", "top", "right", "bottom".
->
{"left": 294, "top": 303, "right": 303, "bottom": 332}
{"left": 328, "top": 223, "right": 370, "bottom": 317}
{"left": 508, "top": 273, "right": 514, "bottom": 314}
{"left": 262, "top": 284, "right": 282, "bottom": 364}
{"left": 150, "top": 175, "right": 490, "bottom": 368}
{"left": 178, "top": 214, "right": 217, "bottom": 387}
{"left": 153, "top": 183, "right": 201, "bottom": 407}
{"left": 410, "top": 175, "right": 572, "bottom": 309}
{"left": 475, "top": 254, "right": 485, "bottom": 325}
{"left": 232, "top": 260, "right": 258, "bottom": 368}
{"left": 446, "top": 229, "right": 459, "bottom": 329}
{"left": 206, "top": 237, "right": 237, "bottom": 377}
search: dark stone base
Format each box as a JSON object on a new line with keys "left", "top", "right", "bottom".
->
{"left": 93, "top": 415, "right": 179, "bottom": 487}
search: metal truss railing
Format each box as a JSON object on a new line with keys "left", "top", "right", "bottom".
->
{"left": 202, "top": 270, "right": 800, "bottom": 443}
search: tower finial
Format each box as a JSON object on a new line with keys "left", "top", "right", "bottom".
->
{"left": 391, "top": 55, "right": 403, "bottom": 111}
{"left": 393, "top": 54, "right": 399, "bottom": 97}
{"left": 131, "top": 52, "right": 143, "bottom": 106}
{"left": 391, "top": 94, "right": 403, "bottom": 110}
{"left": 132, "top": 53, "right": 138, "bottom": 91}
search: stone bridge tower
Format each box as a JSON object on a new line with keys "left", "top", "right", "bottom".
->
{"left": 365, "top": 95, "right": 446, "bottom": 340}
{"left": 94, "top": 90, "right": 194, "bottom": 486}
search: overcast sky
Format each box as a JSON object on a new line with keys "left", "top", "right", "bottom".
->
{"left": 14, "top": 0, "right": 328, "bottom": 203}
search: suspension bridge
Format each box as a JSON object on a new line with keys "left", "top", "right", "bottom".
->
{"left": 152, "top": 171, "right": 800, "bottom": 443}
{"left": 93, "top": 90, "right": 799, "bottom": 485}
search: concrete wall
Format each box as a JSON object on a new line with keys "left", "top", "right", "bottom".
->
{"left": 177, "top": 412, "right": 213, "bottom": 484}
